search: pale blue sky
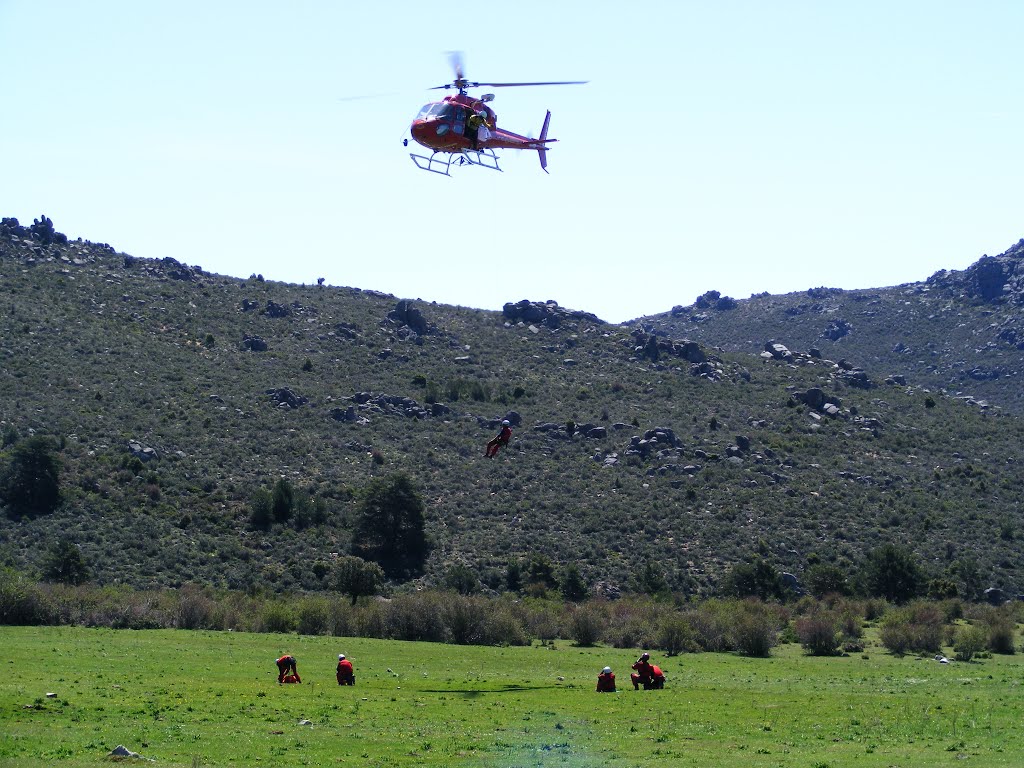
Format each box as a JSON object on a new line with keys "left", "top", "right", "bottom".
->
{"left": 2, "top": 0, "right": 1021, "bottom": 323}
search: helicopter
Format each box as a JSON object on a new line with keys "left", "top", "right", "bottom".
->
{"left": 404, "top": 54, "right": 585, "bottom": 176}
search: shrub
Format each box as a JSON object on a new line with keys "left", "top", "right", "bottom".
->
{"left": 568, "top": 603, "right": 604, "bottom": 647}
{"left": 879, "top": 619, "right": 913, "bottom": 655}
{"left": 0, "top": 568, "right": 52, "bottom": 625}
{"left": 248, "top": 488, "right": 274, "bottom": 530}
{"left": 260, "top": 600, "right": 296, "bottom": 633}
{"left": 175, "top": 584, "right": 216, "bottom": 630}
{"left": 603, "top": 599, "right": 658, "bottom": 649}
{"left": 688, "top": 600, "right": 736, "bottom": 652}
{"left": 353, "top": 600, "right": 389, "bottom": 639}
{"left": 863, "top": 598, "right": 888, "bottom": 622}
{"left": 442, "top": 594, "right": 495, "bottom": 645}
{"left": 656, "top": 613, "right": 698, "bottom": 656}
{"left": 879, "top": 602, "right": 944, "bottom": 655}
{"left": 953, "top": 624, "right": 988, "bottom": 661}
{"left": 794, "top": 610, "right": 842, "bottom": 656}
{"left": 387, "top": 593, "right": 448, "bottom": 642}
{"left": 560, "top": 563, "right": 589, "bottom": 602}
{"left": 296, "top": 596, "right": 333, "bottom": 636}
{"left": 521, "top": 599, "right": 562, "bottom": 642}
{"left": 481, "top": 600, "right": 530, "bottom": 646}
{"left": 271, "top": 478, "right": 294, "bottom": 523}
{"left": 730, "top": 601, "right": 779, "bottom": 657}
{"left": 987, "top": 618, "right": 1016, "bottom": 655}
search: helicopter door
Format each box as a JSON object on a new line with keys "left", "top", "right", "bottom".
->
{"left": 453, "top": 107, "right": 467, "bottom": 135}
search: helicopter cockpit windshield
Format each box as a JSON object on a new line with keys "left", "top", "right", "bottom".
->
{"left": 415, "top": 102, "right": 455, "bottom": 121}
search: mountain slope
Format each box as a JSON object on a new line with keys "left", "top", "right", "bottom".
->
{"left": 637, "top": 238, "right": 1024, "bottom": 414}
{"left": 2, "top": 217, "right": 1023, "bottom": 597}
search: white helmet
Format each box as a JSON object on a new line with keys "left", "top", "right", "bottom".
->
{"left": 338, "top": 654, "right": 346, "bottom": 660}
{"left": 502, "top": 419, "right": 510, "bottom": 426}
{"left": 602, "top": 667, "right": 612, "bottom": 674}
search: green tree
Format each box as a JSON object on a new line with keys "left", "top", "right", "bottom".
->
{"left": 445, "top": 563, "right": 480, "bottom": 595}
{"left": 950, "top": 556, "right": 983, "bottom": 602}
{"left": 333, "top": 555, "right": 384, "bottom": 605}
{"left": 721, "top": 558, "right": 784, "bottom": 601}
{"left": 860, "top": 544, "right": 925, "bottom": 603}
{"left": 40, "top": 539, "right": 90, "bottom": 585}
{"left": 352, "top": 473, "right": 430, "bottom": 580}
{"left": 525, "top": 552, "right": 558, "bottom": 593}
{"left": 271, "top": 478, "right": 294, "bottom": 523}
{"left": 560, "top": 563, "right": 589, "bottom": 602}
{"left": 505, "top": 560, "right": 522, "bottom": 593}
{"left": 632, "top": 559, "right": 669, "bottom": 597}
{"left": 248, "top": 488, "right": 273, "bottom": 529}
{"left": 1, "top": 436, "right": 62, "bottom": 517}
{"left": 805, "top": 563, "right": 851, "bottom": 598}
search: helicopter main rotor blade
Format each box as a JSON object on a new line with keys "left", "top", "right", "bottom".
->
{"left": 477, "top": 81, "right": 588, "bottom": 88}
{"left": 428, "top": 79, "right": 587, "bottom": 91}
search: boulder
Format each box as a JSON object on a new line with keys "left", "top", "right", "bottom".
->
{"left": 984, "top": 587, "right": 1008, "bottom": 605}
{"left": 781, "top": 572, "right": 804, "bottom": 595}
{"left": 502, "top": 299, "right": 604, "bottom": 328}
{"left": 241, "top": 334, "right": 268, "bottom": 352}
{"left": 330, "top": 406, "right": 358, "bottom": 422}
{"left": 267, "top": 388, "right": 308, "bottom": 408}
{"left": 264, "top": 300, "right": 290, "bottom": 318}
{"left": 822, "top": 318, "right": 852, "bottom": 341}
{"left": 389, "top": 299, "right": 429, "bottom": 335}
{"left": 127, "top": 441, "right": 158, "bottom": 462}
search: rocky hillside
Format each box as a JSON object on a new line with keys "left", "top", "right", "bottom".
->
{"left": 639, "top": 239, "right": 1024, "bottom": 414}
{"left": 2, "top": 216, "right": 1023, "bottom": 598}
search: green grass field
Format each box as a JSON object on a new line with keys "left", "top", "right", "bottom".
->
{"left": 0, "top": 625, "right": 1021, "bottom": 767}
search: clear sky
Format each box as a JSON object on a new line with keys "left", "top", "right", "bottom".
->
{"left": 2, "top": 1, "right": 1021, "bottom": 323}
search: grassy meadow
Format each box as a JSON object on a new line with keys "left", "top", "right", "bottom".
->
{"left": 1, "top": 626, "right": 1022, "bottom": 767}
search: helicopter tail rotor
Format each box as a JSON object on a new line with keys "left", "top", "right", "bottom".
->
{"left": 537, "top": 110, "right": 552, "bottom": 173}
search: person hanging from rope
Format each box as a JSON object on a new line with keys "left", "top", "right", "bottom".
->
{"left": 485, "top": 419, "right": 513, "bottom": 458}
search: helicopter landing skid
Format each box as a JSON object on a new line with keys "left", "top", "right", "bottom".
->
{"left": 409, "top": 148, "right": 503, "bottom": 176}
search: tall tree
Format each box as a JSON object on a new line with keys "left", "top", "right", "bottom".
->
{"left": 721, "top": 558, "right": 784, "bottom": 601}
{"left": 633, "top": 559, "right": 669, "bottom": 597}
{"left": 333, "top": 555, "right": 384, "bottom": 605}
{"left": 560, "top": 563, "right": 589, "bottom": 602}
{"left": 351, "top": 473, "right": 430, "bottom": 580}
{"left": 271, "top": 478, "right": 294, "bottom": 523}
{"left": 41, "top": 539, "right": 90, "bottom": 585}
{"left": 860, "top": 544, "right": 925, "bottom": 603}
{"left": 1, "top": 436, "right": 61, "bottom": 517}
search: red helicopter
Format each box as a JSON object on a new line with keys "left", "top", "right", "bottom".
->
{"left": 404, "top": 54, "right": 585, "bottom": 176}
